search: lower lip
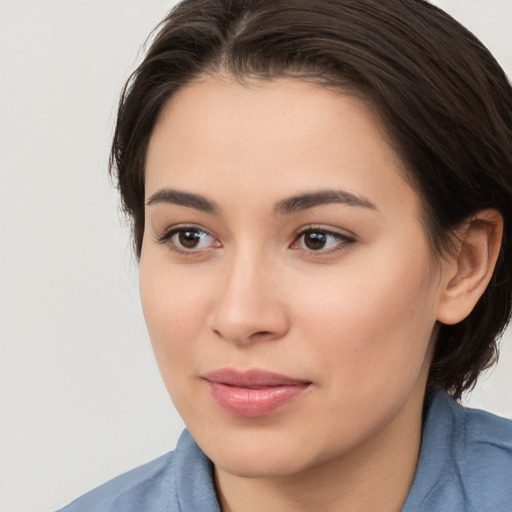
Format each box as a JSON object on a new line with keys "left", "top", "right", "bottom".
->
{"left": 205, "top": 381, "right": 310, "bottom": 418}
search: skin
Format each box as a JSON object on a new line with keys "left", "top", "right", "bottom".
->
{"left": 139, "top": 76, "right": 501, "bottom": 512}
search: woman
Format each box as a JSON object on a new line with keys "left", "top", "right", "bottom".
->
{"left": 59, "top": 0, "right": 512, "bottom": 510}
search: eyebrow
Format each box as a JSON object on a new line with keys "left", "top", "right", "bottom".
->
{"left": 146, "top": 189, "right": 219, "bottom": 214}
{"left": 272, "top": 190, "right": 377, "bottom": 215}
{"left": 146, "top": 188, "right": 377, "bottom": 216}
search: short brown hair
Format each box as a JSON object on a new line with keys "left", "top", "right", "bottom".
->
{"left": 110, "top": 0, "right": 512, "bottom": 399}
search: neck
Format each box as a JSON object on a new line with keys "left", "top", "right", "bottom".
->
{"left": 215, "top": 386, "right": 426, "bottom": 512}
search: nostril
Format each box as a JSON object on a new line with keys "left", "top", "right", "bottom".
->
{"left": 252, "top": 331, "right": 272, "bottom": 337}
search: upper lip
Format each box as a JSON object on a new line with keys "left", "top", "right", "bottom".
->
{"left": 202, "top": 368, "right": 311, "bottom": 388}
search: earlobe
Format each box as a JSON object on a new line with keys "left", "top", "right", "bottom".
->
{"left": 436, "top": 209, "right": 503, "bottom": 326}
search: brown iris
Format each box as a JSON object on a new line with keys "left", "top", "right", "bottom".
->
{"left": 178, "top": 230, "right": 202, "bottom": 249}
{"left": 303, "top": 231, "right": 328, "bottom": 250}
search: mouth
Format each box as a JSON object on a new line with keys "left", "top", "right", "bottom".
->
{"left": 201, "top": 368, "right": 312, "bottom": 418}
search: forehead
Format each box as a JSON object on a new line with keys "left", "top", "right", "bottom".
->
{"left": 145, "top": 75, "right": 419, "bottom": 217}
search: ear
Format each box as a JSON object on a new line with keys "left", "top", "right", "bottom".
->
{"left": 436, "top": 209, "right": 503, "bottom": 325}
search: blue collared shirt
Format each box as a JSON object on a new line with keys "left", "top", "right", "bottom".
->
{"left": 58, "top": 392, "right": 512, "bottom": 511}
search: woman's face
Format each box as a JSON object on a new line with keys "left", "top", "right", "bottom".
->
{"left": 140, "top": 76, "right": 448, "bottom": 478}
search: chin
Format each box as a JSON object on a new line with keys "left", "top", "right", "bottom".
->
{"left": 192, "top": 423, "right": 329, "bottom": 479}
{"left": 214, "top": 450, "right": 312, "bottom": 479}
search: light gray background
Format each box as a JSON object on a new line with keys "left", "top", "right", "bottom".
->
{"left": 0, "top": 1, "right": 510, "bottom": 511}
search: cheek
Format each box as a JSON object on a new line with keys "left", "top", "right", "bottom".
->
{"left": 294, "top": 243, "right": 437, "bottom": 395}
{"left": 138, "top": 252, "right": 213, "bottom": 383}
{"left": 139, "top": 263, "right": 217, "bottom": 426}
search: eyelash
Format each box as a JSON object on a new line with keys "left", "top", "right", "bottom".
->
{"left": 156, "top": 225, "right": 219, "bottom": 256}
{"left": 292, "top": 226, "right": 355, "bottom": 254}
{"left": 156, "top": 225, "right": 355, "bottom": 256}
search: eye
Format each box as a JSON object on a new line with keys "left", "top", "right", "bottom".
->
{"left": 157, "top": 226, "right": 219, "bottom": 253}
{"left": 292, "top": 227, "right": 354, "bottom": 253}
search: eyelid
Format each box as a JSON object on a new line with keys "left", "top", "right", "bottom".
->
{"left": 291, "top": 225, "right": 356, "bottom": 253}
{"left": 155, "top": 224, "right": 220, "bottom": 254}
{"left": 293, "top": 224, "right": 356, "bottom": 240}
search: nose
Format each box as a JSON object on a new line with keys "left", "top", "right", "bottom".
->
{"left": 207, "top": 251, "right": 289, "bottom": 346}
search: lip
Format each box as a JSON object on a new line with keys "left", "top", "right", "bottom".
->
{"left": 202, "top": 368, "right": 311, "bottom": 418}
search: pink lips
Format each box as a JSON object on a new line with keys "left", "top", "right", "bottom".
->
{"left": 202, "top": 369, "right": 311, "bottom": 418}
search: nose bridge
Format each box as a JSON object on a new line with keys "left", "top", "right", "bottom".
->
{"left": 209, "top": 244, "right": 288, "bottom": 344}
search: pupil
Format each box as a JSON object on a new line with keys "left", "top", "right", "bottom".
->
{"left": 305, "top": 232, "right": 326, "bottom": 250}
{"left": 179, "top": 230, "right": 201, "bottom": 249}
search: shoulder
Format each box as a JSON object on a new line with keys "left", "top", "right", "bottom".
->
{"left": 404, "top": 392, "right": 511, "bottom": 512}
{"left": 406, "top": 392, "right": 512, "bottom": 512}
{"left": 57, "top": 429, "right": 220, "bottom": 512}
{"left": 462, "top": 401, "right": 512, "bottom": 450}
{"left": 458, "top": 402, "right": 512, "bottom": 511}
{"left": 57, "top": 451, "right": 178, "bottom": 512}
